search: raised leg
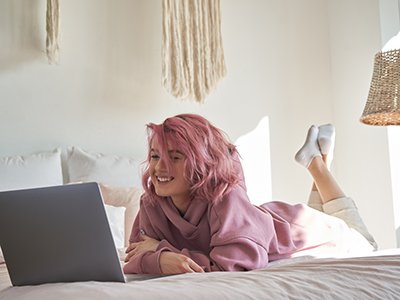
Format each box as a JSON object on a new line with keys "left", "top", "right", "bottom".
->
{"left": 296, "top": 125, "right": 377, "bottom": 250}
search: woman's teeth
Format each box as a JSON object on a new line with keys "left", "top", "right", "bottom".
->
{"left": 157, "top": 176, "right": 173, "bottom": 182}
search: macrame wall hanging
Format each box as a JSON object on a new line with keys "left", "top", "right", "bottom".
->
{"left": 43, "top": 0, "right": 226, "bottom": 102}
{"left": 46, "top": 0, "right": 60, "bottom": 64}
{"left": 162, "top": 0, "right": 227, "bottom": 102}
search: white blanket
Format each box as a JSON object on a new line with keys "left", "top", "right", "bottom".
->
{"left": 1, "top": 250, "right": 400, "bottom": 300}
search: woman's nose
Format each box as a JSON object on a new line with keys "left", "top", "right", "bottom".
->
{"left": 155, "top": 158, "right": 167, "bottom": 170}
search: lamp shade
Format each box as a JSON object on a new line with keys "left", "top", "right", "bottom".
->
{"left": 361, "top": 30, "right": 400, "bottom": 126}
{"left": 360, "top": 48, "right": 400, "bottom": 125}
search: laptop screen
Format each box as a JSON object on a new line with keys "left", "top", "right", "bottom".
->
{"left": 0, "top": 182, "right": 125, "bottom": 286}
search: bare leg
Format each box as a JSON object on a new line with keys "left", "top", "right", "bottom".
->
{"left": 307, "top": 154, "right": 328, "bottom": 210}
{"left": 308, "top": 156, "right": 345, "bottom": 204}
{"left": 307, "top": 125, "right": 335, "bottom": 207}
{"left": 297, "top": 125, "right": 377, "bottom": 249}
{"left": 297, "top": 125, "right": 341, "bottom": 204}
{"left": 307, "top": 183, "right": 322, "bottom": 211}
{"left": 311, "top": 153, "right": 328, "bottom": 191}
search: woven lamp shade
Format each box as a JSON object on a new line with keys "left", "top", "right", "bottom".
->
{"left": 360, "top": 49, "right": 400, "bottom": 125}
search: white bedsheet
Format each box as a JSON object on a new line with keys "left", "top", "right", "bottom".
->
{"left": 1, "top": 250, "right": 400, "bottom": 300}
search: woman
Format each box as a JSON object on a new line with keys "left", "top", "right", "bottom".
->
{"left": 122, "top": 114, "right": 376, "bottom": 274}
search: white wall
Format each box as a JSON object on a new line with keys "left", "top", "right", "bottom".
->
{"left": 328, "top": 0, "right": 396, "bottom": 249}
{"left": 379, "top": 0, "right": 400, "bottom": 247}
{"left": 0, "top": 0, "right": 396, "bottom": 249}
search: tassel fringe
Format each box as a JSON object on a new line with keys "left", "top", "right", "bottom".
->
{"left": 162, "top": 0, "right": 227, "bottom": 102}
{"left": 46, "top": 0, "right": 60, "bottom": 64}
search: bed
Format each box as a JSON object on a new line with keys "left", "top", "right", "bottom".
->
{"left": 1, "top": 146, "right": 400, "bottom": 299}
{"left": 1, "top": 250, "right": 400, "bottom": 299}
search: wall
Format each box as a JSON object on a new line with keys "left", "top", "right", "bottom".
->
{"left": 0, "top": 0, "right": 396, "bottom": 248}
{"left": 380, "top": 0, "right": 400, "bottom": 247}
{"left": 328, "top": 0, "right": 396, "bottom": 248}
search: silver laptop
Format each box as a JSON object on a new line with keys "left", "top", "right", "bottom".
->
{"left": 0, "top": 182, "right": 125, "bottom": 286}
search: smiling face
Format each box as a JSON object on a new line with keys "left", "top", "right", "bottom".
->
{"left": 149, "top": 139, "right": 191, "bottom": 207}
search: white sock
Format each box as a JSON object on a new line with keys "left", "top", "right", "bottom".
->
{"left": 295, "top": 125, "right": 321, "bottom": 168}
{"left": 317, "top": 124, "right": 335, "bottom": 169}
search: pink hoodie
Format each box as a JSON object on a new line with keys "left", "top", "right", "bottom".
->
{"left": 123, "top": 185, "right": 352, "bottom": 274}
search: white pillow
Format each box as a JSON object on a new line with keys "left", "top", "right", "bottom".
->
{"left": 104, "top": 205, "right": 126, "bottom": 250}
{"left": 0, "top": 149, "right": 63, "bottom": 192}
{"left": 0, "top": 149, "right": 63, "bottom": 263}
{"left": 67, "top": 147, "right": 141, "bottom": 187}
{"left": 66, "top": 147, "right": 143, "bottom": 246}
{"left": 100, "top": 185, "right": 142, "bottom": 247}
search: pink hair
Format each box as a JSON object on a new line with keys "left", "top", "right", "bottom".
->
{"left": 142, "top": 114, "right": 242, "bottom": 203}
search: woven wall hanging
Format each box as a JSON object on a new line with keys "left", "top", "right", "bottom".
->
{"left": 46, "top": 0, "right": 60, "bottom": 64}
{"left": 162, "top": 0, "right": 227, "bottom": 102}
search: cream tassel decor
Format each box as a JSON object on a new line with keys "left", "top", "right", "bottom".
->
{"left": 162, "top": 0, "right": 227, "bottom": 102}
{"left": 46, "top": 0, "right": 60, "bottom": 64}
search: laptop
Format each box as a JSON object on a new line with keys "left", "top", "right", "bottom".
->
{"left": 0, "top": 182, "right": 125, "bottom": 286}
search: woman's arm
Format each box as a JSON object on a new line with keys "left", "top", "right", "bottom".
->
{"left": 123, "top": 188, "right": 274, "bottom": 274}
{"left": 121, "top": 198, "right": 203, "bottom": 274}
{"left": 154, "top": 231, "right": 269, "bottom": 272}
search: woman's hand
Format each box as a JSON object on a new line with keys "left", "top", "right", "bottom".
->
{"left": 159, "top": 252, "right": 205, "bottom": 274}
{"left": 125, "top": 235, "right": 160, "bottom": 262}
